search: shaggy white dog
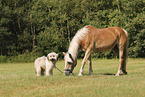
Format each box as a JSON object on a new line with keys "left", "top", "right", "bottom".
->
{"left": 34, "top": 52, "right": 58, "bottom": 76}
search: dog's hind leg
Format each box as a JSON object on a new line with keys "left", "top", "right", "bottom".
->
{"left": 41, "top": 67, "right": 45, "bottom": 76}
{"left": 36, "top": 67, "right": 41, "bottom": 76}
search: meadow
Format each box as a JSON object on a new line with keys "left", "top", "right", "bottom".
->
{"left": 0, "top": 58, "right": 145, "bottom": 97}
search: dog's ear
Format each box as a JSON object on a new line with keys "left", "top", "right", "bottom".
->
{"left": 56, "top": 53, "right": 59, "bottom": 57}
{"left": 63, "top": 52, "right": 66, "bottom": 55}
{"left": 47, "top": 53, "right": 50, "bottom": 57}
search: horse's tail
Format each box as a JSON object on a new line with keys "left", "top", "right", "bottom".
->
{"left": 122, "top": 29, "right": 128, "bottom": 57}
{"left": 122, "top": 29, "right": 128, "bottom": 37}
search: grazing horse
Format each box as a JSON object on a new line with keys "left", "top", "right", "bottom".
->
{"left": 64, "top": 25, "right": 128, "bottom": 76}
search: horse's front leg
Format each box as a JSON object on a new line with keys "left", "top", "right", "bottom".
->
{"left": 78, "top": 49, "right": 91, "bottom": 76}
{"left": 88, "top": 55, "right": 93, "bottom": 75}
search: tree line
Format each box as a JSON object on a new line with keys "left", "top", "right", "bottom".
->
{"left": 0, "top": 0, "right": 145, "bottom": 62}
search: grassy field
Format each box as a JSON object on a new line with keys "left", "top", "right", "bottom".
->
{"left": 0, "top": 58, "right": 145, "bottom": 97}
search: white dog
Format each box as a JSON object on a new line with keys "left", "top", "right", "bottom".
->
{"left": 34, "top": 52, "right": 58, "bottom": 76}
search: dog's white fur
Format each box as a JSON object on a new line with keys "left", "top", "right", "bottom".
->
{"left": 34, "top": 52, "right": 58, "bottom": 76}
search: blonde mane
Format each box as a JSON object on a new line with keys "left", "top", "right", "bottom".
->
{"left": 68, "top": 26, "right": 89, "bottom": 59}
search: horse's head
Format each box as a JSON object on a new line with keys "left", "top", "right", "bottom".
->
{"left": 63, "top": 52, "right": 76, "bottom": 76}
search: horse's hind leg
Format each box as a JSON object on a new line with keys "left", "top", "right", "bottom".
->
{"left": 121, "top": 48, "right": 127, "bottom": 75}
{"left": 112, "top": 44, "right": 119, "bottom": 57}
{"left": 115, "top": 50, "right": 122, "bottom": 76}
{"left": 115, "top": 46, "right": 127, "bottom": 76}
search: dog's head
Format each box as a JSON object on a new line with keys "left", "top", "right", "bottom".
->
{"left": 47, "top": 52, "right": 58, "bottom": 62}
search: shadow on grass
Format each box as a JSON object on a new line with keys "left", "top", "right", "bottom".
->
{"left": 103, "top": 73, "right": 115, "bottom": 75}
{"left": 83, "top": 73, "right": 124, "bottom": 76}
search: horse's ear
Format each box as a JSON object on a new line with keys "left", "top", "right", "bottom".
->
{"left": 63, "top": 52, "right": 66, "bottom": 55}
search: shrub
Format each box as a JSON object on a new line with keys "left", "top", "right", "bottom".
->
{"left": 0, "top": 56, "right": 7, "bottom": 63}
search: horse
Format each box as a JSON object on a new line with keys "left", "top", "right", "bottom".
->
{"left": 63, "top": 25, "right": 128, "bottom": 76}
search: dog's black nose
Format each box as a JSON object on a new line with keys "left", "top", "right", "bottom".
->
{"left": 50, "top": 59, "right": 55, "bottom": 61}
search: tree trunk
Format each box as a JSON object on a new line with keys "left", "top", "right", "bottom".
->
{"left": 31, "top": 24, "right": 35, "bottom": 48}
{"left": 1, "top": 47, "right": 2, "bottom": 56}
{"left": 12, "top": 20, "right": 18, "bottom": 35}
{"left": 18, "top": 18, "right": 22, "bottom": 33}
{"left": 117, "top": 0, "right": 121, "bottom": 13}
{"left": 33, "top": 26, "right": 35, "bottom": 48}
{"left": 67, "top": 20, "right": 70, "bottom": 42}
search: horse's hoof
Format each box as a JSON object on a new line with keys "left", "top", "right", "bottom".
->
{"left": 123, "top": 72, "right": 127, "bottom": 75}
{"left": 78, "top": 73, "right": 83, "bottom": 76}
{"left": 115, "top": 74, "right": 119, "bottom": 76}
{"left": 46, "top": 74, "right": 52, "bottom": 76}
{"left": 37, "top": 74, "right": 40, "bottom": 76}
{"left": 88, "top": 72, "right": 93, "bottom": 75}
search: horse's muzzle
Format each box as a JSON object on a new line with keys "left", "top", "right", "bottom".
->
{"left": 64, "top": 71, "right": 70, "bottom": 76}
{"left": 64, "top": 69, "right": 72, "bottom": 76}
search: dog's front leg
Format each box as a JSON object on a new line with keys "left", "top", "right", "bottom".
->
{"left": 46, "top": 62, "right": 53, "bottom": 76}
{"left": 46, "top": 67, "right": 49, "bottom": 76}
{"left": 46, "top": 60, "right": 50, "bottom": 76}
{"left": 49, "top": 69, "right": 53, "bottom": 76}
{"left": 45, "top": 65, "right": 52, "bottom": 76}
{"left": 46, "top": 68, "right": 53, "bottom": 76}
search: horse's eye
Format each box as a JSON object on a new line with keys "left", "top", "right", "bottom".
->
{"left": 68, "top": 62, "right": 72, "bottom": 65}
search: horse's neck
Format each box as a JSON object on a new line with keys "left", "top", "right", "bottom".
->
{"left": 67, "top": 26, "right": 89, "bottom": 60}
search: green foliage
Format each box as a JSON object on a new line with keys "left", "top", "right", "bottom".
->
{"left": 126, "top": 12, "right": 145, "bottom": 57}
{"left": 7, "top": 51, "right": 38, "bottom": 63}
{"left": 0, "top": 56, "right": 7, "bottom": 63}
{"left": 0, "top": 0, "right": 145, "bottom": 62}
{"left": 36, "top": 29, "right": 60, "bottom": 54}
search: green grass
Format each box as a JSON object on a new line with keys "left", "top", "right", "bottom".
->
{"left": 0, "top": 59, "right": 145, "bottom": 97}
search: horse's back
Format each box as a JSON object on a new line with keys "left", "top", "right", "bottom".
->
{"left": 83, "top": 26, "right": 123, "bottom": 38}
{"left": 80, "top": 26, "right": 127, "bottom": 52}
